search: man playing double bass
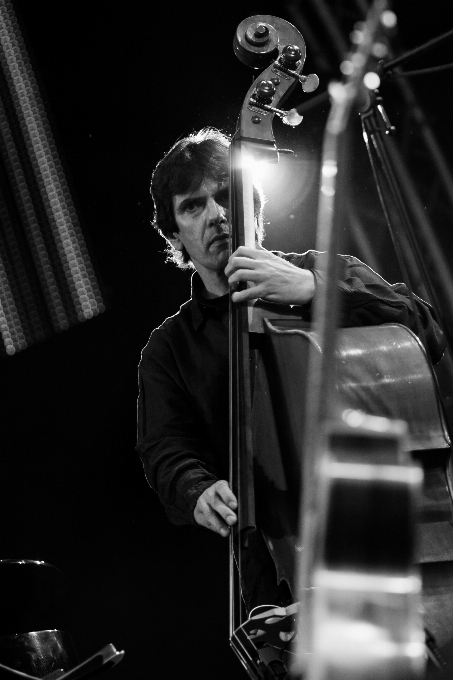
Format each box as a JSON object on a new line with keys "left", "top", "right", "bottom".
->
{"left": 136, "top": 127, "right": 445, "bottom": 611}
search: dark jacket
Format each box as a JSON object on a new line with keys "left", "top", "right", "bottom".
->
{"left": 136, "top": 251, "right": 445, "bottom": 525}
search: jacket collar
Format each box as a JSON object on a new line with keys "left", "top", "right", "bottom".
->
{"left": 189, "top": 272, "right": 229, "bottom": 330}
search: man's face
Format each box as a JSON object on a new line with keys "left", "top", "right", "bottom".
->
{"left": 170, "top": 178, "right": 229, "bottom": 275}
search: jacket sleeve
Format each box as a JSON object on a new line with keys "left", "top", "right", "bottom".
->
{"left": 300, "top": 251, "right": 446, "bottom": 364}
{"left": 136, "top": 328, "right": 218, "bottom": 526}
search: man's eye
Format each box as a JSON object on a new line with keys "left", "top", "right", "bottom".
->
{"left": 185, "top": 201, "right": 200, "bottom": 213}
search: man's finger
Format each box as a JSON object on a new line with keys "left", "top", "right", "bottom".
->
{"left": 228, "top": 269, "right": 262, "bottom": 286}
{"left": 195, "top": 499, "right": 230, "bottom": 536}
{"left": 231, "top": 286, "right": 262, "bottom": 303}
{"left": 230, "top": 246, "right": 261, "bottom": 259}
{"left": 206, "top": 510, "right": 230, "bottom": 536}
{"left": 225, "top": 256, "right": 258, "bottom": 276}
{"left": 214, "top": 480, "right": 238, "bottom": 508}
{"left": 212, "top": 498, "right": 237, "bottom": 526}
{"left": 194, "top": 481, "right": 238, "bottom": 537}
{"left": 215, "top": 479, "right": 236, "bottom": 504}
{"left": 213, "top": 482, "right": 238, "bottom": 525}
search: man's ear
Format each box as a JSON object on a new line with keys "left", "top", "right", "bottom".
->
{"left": 168, "top": 233, "right": 184, "bottom": 251}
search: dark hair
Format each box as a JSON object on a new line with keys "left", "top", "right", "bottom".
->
{"left": 150, "top": 127, "right": 265, "bottom": 268}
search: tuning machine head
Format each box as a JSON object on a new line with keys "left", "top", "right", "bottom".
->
{"left": 280, "top": 44, "right": 302, "bottom": 69}
{"left": 254, "top": 79, "right": 277, "bottom": 102}
{"left": 275, "top": 44, "right": 319, "bottom": 93}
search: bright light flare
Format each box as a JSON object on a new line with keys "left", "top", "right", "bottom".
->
{"left": 239, "top": 152, "right": 277, "bottom": 185}
{"left": 322, "top": 162, "right": 338, "bottom": 178}
{"left": 237, "top": 146, "right": 316, "bottom": 249}
{"left": 381, "top": 10, "right": 397, "bottom": 28}
{"left": 340, "top": 60, "right": 354, "bottom": 76}
{"left": 372, "top": 42, "right": 388, "bottom": 58}
{"left": 364, "top": 71, "right": 381, "bottom": 90}
{"left": 350, "top": 29, "right": 364, "bottom": 45}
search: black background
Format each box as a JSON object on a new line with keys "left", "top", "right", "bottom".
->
{"left": 1, "top": 1, "right": 452, "bottom": 678}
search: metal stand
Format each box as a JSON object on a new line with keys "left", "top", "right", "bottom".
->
{"left": 361, "top": 93, "right": 453, "bottom": 358}
{"left": 381, "top": 28, "right": 453, "bottom": 75}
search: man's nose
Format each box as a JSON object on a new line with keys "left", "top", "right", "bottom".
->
{"left": 207, "top": 197, "right": 227, "bottom": 224}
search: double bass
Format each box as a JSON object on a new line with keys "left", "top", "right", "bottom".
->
{"left": 227, "top": 7, "right": 453, "bottom": 680}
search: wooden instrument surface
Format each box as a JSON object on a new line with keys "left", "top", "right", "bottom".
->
{"left": 251, "top": 321, "right": 450, "bottom": 596}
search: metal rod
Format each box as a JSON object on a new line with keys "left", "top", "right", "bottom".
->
{"left": 382, "top": 28, "right": 453, "bottom": 72}
{"left": 362, "top": 108, "right": 430, "bottom": 351}
{"left": 349, "top": 0, "right": 453, "bottom": 211}
{"left": 385, "top": 63, "right": 453, "bottom": 78}
{"left": 305, "top": 0, "right": 349, "bottom": 58}
{"left": 395, "top": 76, "right": 453, "bottom": 212}
{"left": 371, "top": 117, "right": 453, "bottom": 350}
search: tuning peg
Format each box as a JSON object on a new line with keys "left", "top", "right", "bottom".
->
{"left": 275, "top": 63, "right": 320, "bottom": 93}
{"left": 251, "top": 101, "right": 303, "bottom": 127}
{"left": 299, "top": 73, "right": 320, "bottom": 93}
{"left": 286, "top": 71, "right": 319, "bottom": 92}
{"left": 282, "top": 108, "right": 304, "bottom": 126}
